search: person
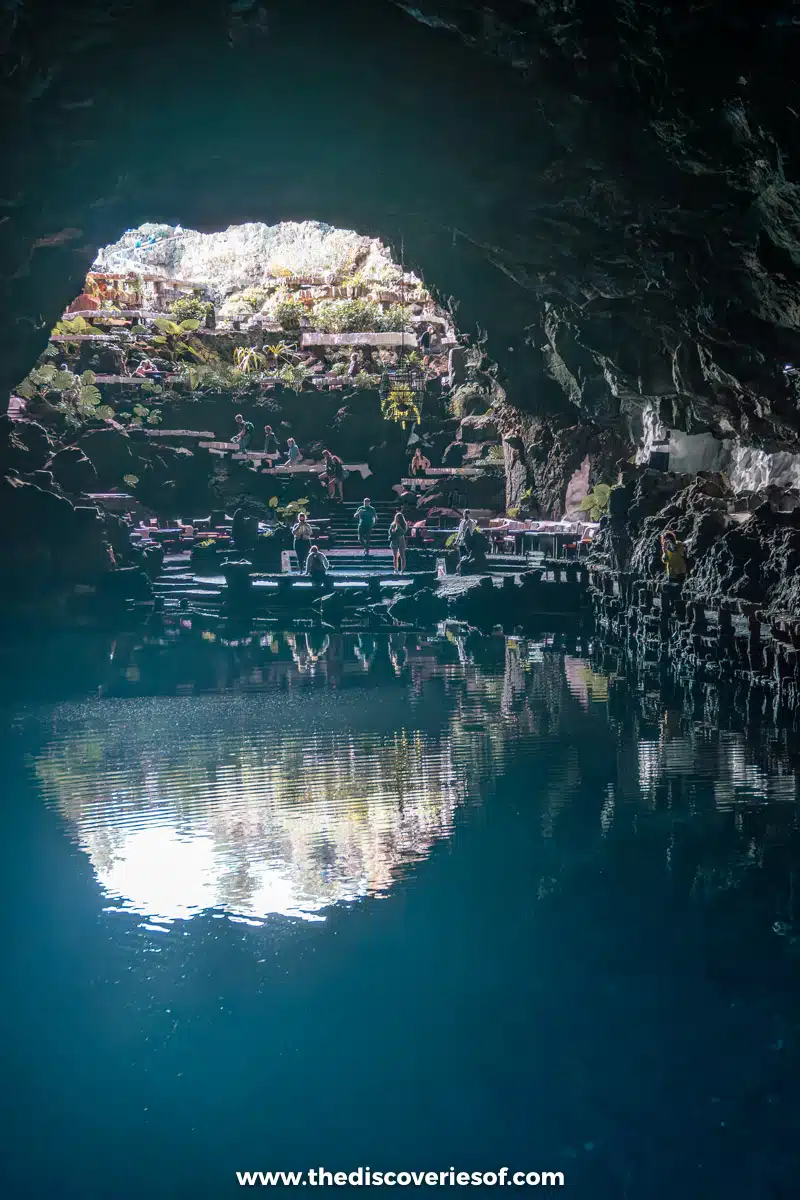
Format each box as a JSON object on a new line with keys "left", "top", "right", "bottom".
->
{"left": 410, "top": 447, "right": 430, "bottom": 477}
{"left": 355, "top": 497, "right": 378, "bottom": 557}
{"left": 347, "top": 351, "right": 360, "bottom": 378}
{"left": 263, "top": 425, "right": 278, "bottom": 455}
{"left": 323, "top": 449, "right": 345, "bottom": 502}
{"left": 282, "top": 437, "right": 302, "bottom": 468}
{"left": 234, "top": 413, "right": 254, "bottom": 451}
{"left": 456, "top": 509, "right": 477, "bottom": 545}
{"left": 232, "top": 505, "right": 257, "bottom": 551}
{"left": 134, "top": 357, "right": 161, "bottom": 378}
{"left": 457, "top": 526, "right": 489, "bottom": 575}
{"left": 388, "top": 511, "right": 408, "bottom": 573}
{"left": 304, "top": 544, "right": 330, "bottom": 584}
{"left": 661, "top": 530, "right": 687, "bottom": 583}
{"left": 292, "top": 512, "right": 313, "bottom": 571}
{"left": 417, "top": 325, "right": 432, "bottom": 355}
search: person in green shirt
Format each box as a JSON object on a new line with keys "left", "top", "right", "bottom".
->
{"left": 234, "top": 413, "right": 254, "bottom": 452}
{"left": 355, "top": 497, "right": 377, "bottom": 557}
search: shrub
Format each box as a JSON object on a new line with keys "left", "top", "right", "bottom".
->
{"left": 278, "top": 362, "right": 309, "bottom": 391}
{"left": 378, "top": 304, "right": 412, "bottom": 333}
{"left": 169, "top": 296, "right": 213, "bottom": 324}
{"left": 272, "top": 295, "right": 307, "bottom": 331}
{"left": 578, "top": 483, "right": 612, "bottom": 522}
{"left": 312, "top": 298, "right": 381, "bottom": 333}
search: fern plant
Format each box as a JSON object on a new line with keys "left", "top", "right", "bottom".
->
{"left": 382, "top": 384, "right": 421, "bottom": 429}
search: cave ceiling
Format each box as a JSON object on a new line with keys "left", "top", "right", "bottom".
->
{"left": 3, "top": 0, "right": 800, "bottom": 450}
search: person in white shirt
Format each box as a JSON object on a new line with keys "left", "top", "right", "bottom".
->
{"left": 456, "top": 509, "right": 477, "bottom": 545}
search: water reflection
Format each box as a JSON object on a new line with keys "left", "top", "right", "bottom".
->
{"left": 25, "top": 626, "right": 800, "bottom": 941}
{"left": 34, "top": 712, "right": 463, "bottom": 923}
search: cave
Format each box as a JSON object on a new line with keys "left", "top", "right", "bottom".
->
{"left": 2, "top": 3, "right": 800, "bottom": 1196}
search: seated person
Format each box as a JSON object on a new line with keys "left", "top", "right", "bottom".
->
{"left": 281, "top": 437, "right": 303, "bottom": 467}
{"left": 410, "top": 447, "right": 431, "bottom": 477}
{"left": 322, "top": 449, "right": 345, "bottom": 501}
{"left": 134, "top": 357, "right": 161, "bottom": 378}
{"left": 457, "top": 527, "right": 489, "bottom": 575}
{"left": 304, "top": 544, "right": 330, "bottom": 584}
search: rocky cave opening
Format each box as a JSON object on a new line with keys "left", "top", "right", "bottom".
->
{"left": 4, "top": 0, "right": 800, "bottom": 686}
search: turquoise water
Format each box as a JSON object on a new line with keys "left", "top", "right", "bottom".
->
{"left": 1, "top": 628, "right": 799, "bottom": 1198}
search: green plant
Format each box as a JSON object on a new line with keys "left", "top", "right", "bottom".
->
{"left": 151, "top": 317, "right": 204, "bottom": 363}
{"left": 233, "top": 346, "right": 267, "bottom": 374}
{"left": 348, "top": 371, "right": 381, "bottom": 390}
{"left": 123, "top": 474, "right": 139, "bottom": 487}
{"left": 180, "top": 362, "right": 241, "bottom": 391}
{"left": 277, "top": 497, "right": 310, "bottom": 520}
{"left": 51, "top": 315, "right": 94, "bottom": 336}
{"left": 579, "top": 483, "right": 612, "bottom": 522}
{"left": 313, "top": 298, "right": 381, "bottom": 333}
{"left": 118, "top": 403, "right": 162, "bottom": 428}
{"left": 265, "top": 342, "right": 296, "bottom": 370}
{"left": 272, "top": 294, "right": 307, "bottom": 331}
{"left": 444, "top": 533, "right": 459, "bottom": 548}
{"left": 169, "top": 296, "right": 213, "bottom": 324}
{"left": 507, "top": 506, "right": 520, "bottom": 519}
{"left": 382, "top": 383, "right": 421, "bottom": 429}
{"left": 15, "top": 364, "right": 116, "bottom": 424}
{"left": 487, "top": 445, "right": 505, "bottom": 461}
{"left": 278, "top": 362, "right": 309, "bottom": 391}
{"left": 378, "top": 304, "right": 413, "bottom": 333}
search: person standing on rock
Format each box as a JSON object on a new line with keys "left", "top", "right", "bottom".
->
{"left": 234, "top": 413, "right": 254, "bottom": 452}
{"left": 263, "top": 425, "right": 279, "bottom": 456}
{"left": 661, "top": 530, "right": 687, "bottom": 583}
{"left": 456, "top": 509, "right": 477, "bottom": 545}
{"left": 389, "top": 511, "right": 408, "bottom": 573}
{"left": 292, "top": 512, "right": 313, "bottom": 571}
{"left": 304, "top": 544, "right": 330, "bottom": 585}
{"left": 355, "top": 497, "right": 377, "bottom": 557}
{"left": 347, "top": 351, "right": 361, "bottom": 378}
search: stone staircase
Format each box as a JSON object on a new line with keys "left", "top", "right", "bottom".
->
{"left": 326, "top": 500, "right": 398, "bottom": 549}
